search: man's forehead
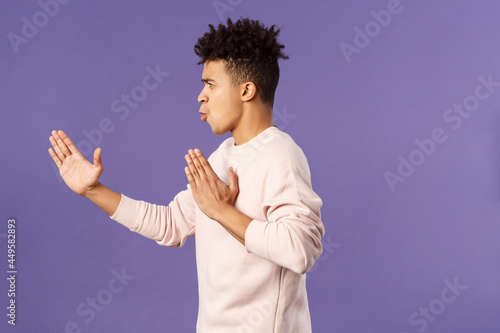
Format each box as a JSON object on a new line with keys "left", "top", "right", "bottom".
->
{"left": 201, "top": 60, "right": 226, "bottom": 81}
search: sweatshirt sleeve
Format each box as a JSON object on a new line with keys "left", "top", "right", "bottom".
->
{"left": 244, "top": 152, "right": 325, "bottom": 275}
{"left": 109, "top": 184, "right": 196, "bottom": 248}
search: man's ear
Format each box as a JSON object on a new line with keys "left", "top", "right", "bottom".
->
{"left": 240, "top": 82, "right": 258, "bottom": 102}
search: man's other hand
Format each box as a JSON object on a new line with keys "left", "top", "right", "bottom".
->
{"left": 48, "top": 130, "right": 103, "bottom": 196}
{"left": 184, "top": 148, "right": 239, "bottom": 221}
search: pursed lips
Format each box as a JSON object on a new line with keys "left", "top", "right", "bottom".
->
{"left": 199, "top": 109, "right": 208, "bottom": 121}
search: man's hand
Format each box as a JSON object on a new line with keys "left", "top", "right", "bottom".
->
{"left": 184, "top": 148, "right": 238, "bottom": 221}
{"left": 185, "top": 148, "right": 252, "bottom": 245}
{"left": 48, "top": 130, "right": 103, "bottom": 196}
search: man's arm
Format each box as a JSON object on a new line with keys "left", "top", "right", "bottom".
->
{"left": 244, "top": 161, "right": 324, "bottom": 275}
{"left": 183, "top": 146, "right": 324, "bottom": 274}
{"left": 48, "top": 130, "right": 120, "bottom": 216}
{"left": 49, "top": 130, "right": 196, "bottom": 247}
{"left": 214, "top": 205, "right": 252, "bottom": 245}
{"left": 84, "top": 183, "right": 121, "bottom": 216}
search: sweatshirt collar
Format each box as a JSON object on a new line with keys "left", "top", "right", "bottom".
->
{"left": 230, "top": 125, "right": 279, "bottom": 153}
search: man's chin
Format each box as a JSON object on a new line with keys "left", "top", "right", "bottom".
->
{"left": 210, "top": 126, "right": 230, "bottom": 136}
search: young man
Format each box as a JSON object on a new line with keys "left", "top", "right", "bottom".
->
{"left": 48, "top": 18, "right": 325, "bottom": 332}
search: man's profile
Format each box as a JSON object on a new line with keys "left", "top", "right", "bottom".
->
{"left": 48, "top": 18, "right": 325, "bottom": 332}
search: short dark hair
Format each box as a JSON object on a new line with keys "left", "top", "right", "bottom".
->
{"left": 194, "top": 18, "right": 288, "bottom": 108}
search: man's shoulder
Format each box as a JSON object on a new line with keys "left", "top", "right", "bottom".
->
{"left": 260, "top": 128, "right": 307, "bottom": 163}
{"left": 252, "top": 128, "right": 312, "bottom": 180}
{"left": 255, "top": 129, "right": 313, "bottom": 187}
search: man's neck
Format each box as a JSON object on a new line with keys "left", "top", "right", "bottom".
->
{"left": 231, "top": 108, "right": 274, "bottom": 146}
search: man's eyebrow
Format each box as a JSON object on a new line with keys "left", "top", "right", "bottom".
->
{"left": 202, "top": 78, "right": 215, "bottom": 84}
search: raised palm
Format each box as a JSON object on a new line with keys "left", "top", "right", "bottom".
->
{"left": 48, "top": 130, "right": 103, "bottom": 196}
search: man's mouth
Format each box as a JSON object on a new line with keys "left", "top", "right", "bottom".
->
{"left": 199, "top": 108, "right": 208, "bottom": 121}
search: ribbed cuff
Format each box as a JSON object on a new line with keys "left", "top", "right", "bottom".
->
{"left": 109, "top": 194, "right": 139, "bottom": 230}
{"left": 244, "top": 219, "right": 269, "bottom": 260}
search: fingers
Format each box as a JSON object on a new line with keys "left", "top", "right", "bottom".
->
{"left": 58, "top": 130, "right": 82, "bottom": 156}
{"left": 93, "top": 147, "right": 103, "bottom": 170}
{"left": 227, "top": 167, "right": 239, "bottom": 203}
{"left": 185, "top": 149, "right": 196, "bottom": 187}
{"left": 185, "top": 149, "right": 205, "bottom": 181}
{"left": 48, "top": 129, "right": 83, "bottom": 169}
{"left": 228, "top": 167, "right": 238, "bottom": 193}
{"left": 194, "top": 149, "right": 214, "bottom": 175}
{"left": 185, "top": 148, "right": 211, "bottom": 189}
{"left": 48, "top": 147, "right": 62, "bottom": 168}
{"left": 51, "top": 130, "right": 72, "bottom": 159}
{"left": 49, "top": 133, "right": 66, "bottom": 161}
{"left": 189, "top": 149, "right": 214, "bottom": 176}
{"left": 185, "top": 166, "right": 196, "bottom": 188}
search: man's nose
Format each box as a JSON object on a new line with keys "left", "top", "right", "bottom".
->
{"left": 198, "top": 89, "right": 207, "bottom": 103}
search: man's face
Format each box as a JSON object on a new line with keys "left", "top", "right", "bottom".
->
{"left": 198, "top": 60, "right": 243, "bottom": 135}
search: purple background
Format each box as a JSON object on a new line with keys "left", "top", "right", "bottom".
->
{"left": 1, "top": 0, "right": 500, "bottom": 332}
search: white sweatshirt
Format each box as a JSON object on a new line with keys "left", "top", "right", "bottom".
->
{"left": 110, "top": 125, "right": 325, "bottom": 332}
